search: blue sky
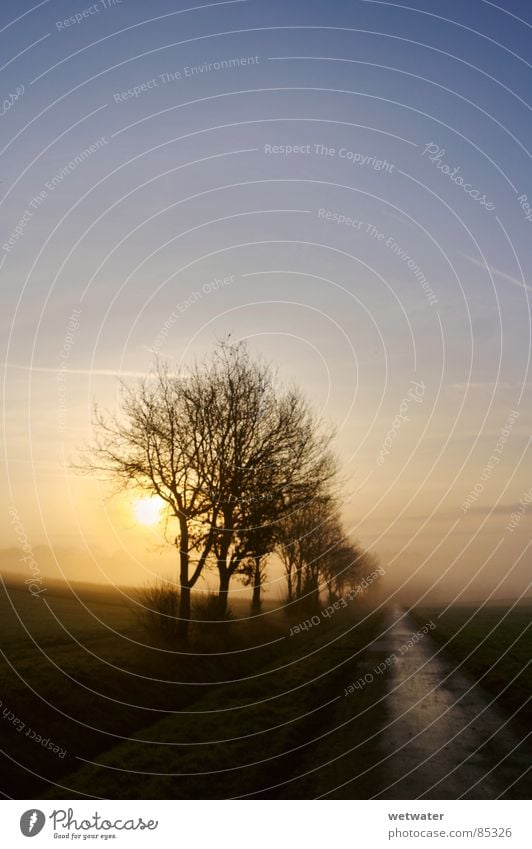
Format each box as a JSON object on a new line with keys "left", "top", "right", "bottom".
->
{"left": 1, "top": 0, "right": 531, "bottom": 602}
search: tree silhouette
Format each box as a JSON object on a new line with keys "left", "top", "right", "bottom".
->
{"left": 78, "top": 340, "right": 337, "bottom": 638}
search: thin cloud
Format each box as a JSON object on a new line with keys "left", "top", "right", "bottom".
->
{"left": 1, "top": 362, "right": 147, "bottom": 378}
{"left": 447, "top": 381, "right": 531, "bottom": 391}
{"left": 463, "top": 254, "right": 532, "bottom": 294}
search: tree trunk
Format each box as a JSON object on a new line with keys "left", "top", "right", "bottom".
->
{"left": 178, "top": 583, "right": 191, "bottom": 641}
{"left": 217, "top": 569, "right": 230, "bottom": 617}
{"left": 286, "top": 564, "right": 293, "bottom": 602}
{"left": 177, "top": 521, "right": 190, "bottom": 642}
{"left": 296, "top": 564, "right": 302, "bottom": 599}
{"left": 309, "top": 580, "right": 320, "bottom": 612}
{"left": 251, "top": 557, "right": 262, "bottom": 613}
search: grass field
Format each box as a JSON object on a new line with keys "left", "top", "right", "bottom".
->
{"left": 0, "top": 575, "right": 386, "bottom": 799}
{"left": 3, "top": 575, "right": 530, "bottom": 800}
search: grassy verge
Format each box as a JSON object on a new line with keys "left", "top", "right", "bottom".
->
{"left": 0, "top": 583, "right": 285, "bottom": 798}
{"left": 1, "top": 579, "right": 387, "bottom": 798}
{"left": 43, "top": 607, "right": 386, "bottom": 799}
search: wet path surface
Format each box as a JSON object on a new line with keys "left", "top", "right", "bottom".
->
{"left": 372, "top": 608, "right": 531, "bottom": 799}
{"left": 292, "top": 607, "right": 531, "bottom": 799}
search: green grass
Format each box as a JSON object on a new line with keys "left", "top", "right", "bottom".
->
{"left": 44, "top": 606, "right": 386, "bottom": 799}
{"left": 0, "top": 576, "right": 385, "bottom": 799}
{"left": 10, "top": 579, "right": 529, "bottom": 800}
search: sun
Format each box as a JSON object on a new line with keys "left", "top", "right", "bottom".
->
{"left": 133, "top": 496, "right": 165, "bottom": 526}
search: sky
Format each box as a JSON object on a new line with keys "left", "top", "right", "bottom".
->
{"left": 1, "top": 0, "right": 531, "bottom": 604}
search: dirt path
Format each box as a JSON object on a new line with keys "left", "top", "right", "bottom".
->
{"left": 371, "top": 607, "right": 531, "bottom": 799}
{"left": 291, "top": 607, "right": 531, "bottom": 799}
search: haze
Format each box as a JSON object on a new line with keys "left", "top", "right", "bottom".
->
{"left": 2, "top": 0, "right": 531, "bottom": 605}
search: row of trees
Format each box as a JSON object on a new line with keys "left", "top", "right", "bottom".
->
{"left": 82, "top": 340, "right": 373, "bottom": 641}
{"left": 278, "top": 495, "right": 372, "bottom": 611}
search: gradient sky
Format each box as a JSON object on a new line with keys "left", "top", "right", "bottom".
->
{"left": 1, "top": 0, "right": 531, "bottom": 603}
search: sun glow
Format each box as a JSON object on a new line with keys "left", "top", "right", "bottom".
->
{"left": 133, "top": 496, "right": 165, "bottom": 526}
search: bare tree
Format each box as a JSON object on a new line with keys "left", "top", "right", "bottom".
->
{"left": 77, "top": 340, "right": 337, "bottom": 637}
{"left": 324, "top": 540, "right": 366, "bottom": 602}
{"left": 77, "top": 362, "right": 219, "bottom": 642}
{"left": 186, "top": 341, "right": 337, "bottom": 616}
{"left": 239, "top": 555, "right": 269, "bottom": 613}
{"left": 278, "top": 497, "right": 359, "bottom": 610}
